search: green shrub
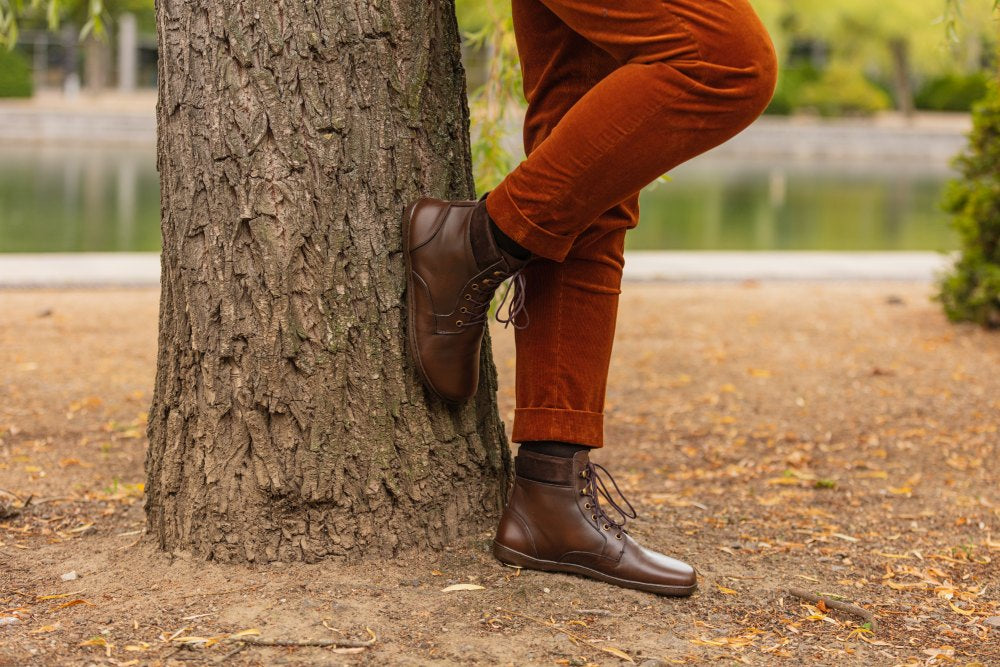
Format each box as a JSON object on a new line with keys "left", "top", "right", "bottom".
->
{"left": 937, "top": 84, "right": 1000, "bottom": 328}
{"left": 764, "top": 65, "right": 821, "bottom": 115}
{"left": 916, "top": 73, "right": 990, "bottom": 112}
{"left": 0, "top": 47, "right": 33, "bottom": 98}
{"left": 796, "top": 64, "right": 892, "bottom": 117}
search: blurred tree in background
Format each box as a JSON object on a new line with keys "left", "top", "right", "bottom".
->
{"left": 774, "top": 0, "right": 996, "bottom": 116}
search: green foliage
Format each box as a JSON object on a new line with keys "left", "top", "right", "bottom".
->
{"left": 796, "top": 64, "right": 893, "bottom": 116}
{"left": 937, "top": 84, "right": 1000, "bottom": 327}
{"left": 458, "top": 0, "right": 524, "bottom": 193}
{"left": 765, "top": 64, "right": 821, "bottom": 115}
{"left": 0, "top": 45, "right": 31, "bottom": 96}
{"left": 0, "top": 0, "right": 153, "bottom": 49}
{"left": 791, "top": 0, "right": 995, "bottom": 76}
{"left": 916, "top": 72, "right": 991, "bottom": 111}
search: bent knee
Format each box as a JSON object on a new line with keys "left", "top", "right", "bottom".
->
{"left": 742, "top": 32, "right": 779, "bottom": 114}
{"left": 656, "top": 1, "right": 779, "bottom": 115}
{"left": 726, "top": 3, "right": 778, "bottom": 103}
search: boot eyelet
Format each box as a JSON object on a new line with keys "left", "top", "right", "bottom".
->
{"left": 584, "top": 503, "right": 591, "bottom": 509}
{"left": 465, "top": 294, "right": 472, "bottom": 301}
{"left": 579, "top": 489, "right": 587, "bottom": 496}
{"left": 580, "top": 470, "right": 588, "bottom": 479}
{"left": 460, "top": 307, "right": 468, "bottom": 313}
{"left": 493, "top": 271, "right": 503, "bottom": 276}
{"left": 455, "top": 320, "right": 463, "bottom": 326}
{"left": 615, "top": 533, "right": 622, "bottom": 540}
{"left": 603, "top": 524, "right": 610, "bottom": 531}
{"left": 472, "top": 285, "right": 480, "bottom": 291}
{"left": 591, "top": 514, "right": 597, "bottom": 521}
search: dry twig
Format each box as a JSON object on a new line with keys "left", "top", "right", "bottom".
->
{"left": 235, "top": 627, "right": 377, "bottom": 649}
{"left": 238, "top": 637, "right": 372, "bottom": 647}
{"left": 214, "top": 644, "right": 246, "bottom": 663}
{"left": 788, "top": 587, "right": 878, "bottom": 631}
{"left": 0, "top": 488, "right": 24, "bottom": 503}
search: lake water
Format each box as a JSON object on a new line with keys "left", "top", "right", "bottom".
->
{"left": 0, "top": 146, "right": 958, "bottom": 253}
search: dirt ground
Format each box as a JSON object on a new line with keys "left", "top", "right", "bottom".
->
{"left": 1, "top": 282, "right": 997, "bottom": 666}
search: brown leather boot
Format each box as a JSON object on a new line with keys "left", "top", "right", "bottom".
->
{"left": 402, "top": 195, "right": 530, "bottom": 403}
{"left": 492, "top": 450, "right": 698, "bottom": 596}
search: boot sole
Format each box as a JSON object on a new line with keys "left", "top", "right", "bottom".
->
{"left": 492, "top": 541, "right": 698, "bottom": 597}
{"left": 401, "top": 200, "right": 462, "bottom": 405}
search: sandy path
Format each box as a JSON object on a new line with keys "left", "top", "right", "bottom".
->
{"left": 1, "top": 283, "right": 997, "bottom": 665}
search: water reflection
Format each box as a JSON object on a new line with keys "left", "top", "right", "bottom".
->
{"left": 0, "top": 145, "right": 160, "bottom": 253}
{"left": 632, "top": 158, "right": 957, "bottom": 251}
{"left": 0, "top": 147, "right": 957, "bottom": 253}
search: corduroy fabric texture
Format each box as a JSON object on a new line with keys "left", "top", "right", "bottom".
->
{"left": 488, "top": 0, "right": 778, "bottom": 448}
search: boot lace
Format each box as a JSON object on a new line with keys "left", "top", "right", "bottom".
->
{"left": 457, "top": 268, "right": 529, "bottom": 330}
{"left": 494, "top": 269, "right": 529, "bottom": 329}
{"left": 580, "top": 462, "right": 638, "bottom": 539}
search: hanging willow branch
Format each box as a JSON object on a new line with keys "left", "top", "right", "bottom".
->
{"left": 0, "top": 0, "right": 107, "bottom": 50}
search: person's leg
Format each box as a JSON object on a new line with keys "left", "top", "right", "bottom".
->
{"left": 485, "top": 0, "right": 778, "bottom": 262}
{"left": 513, "top": 212, "right": 633, "bottom": 450}
{"left": 491, "top": 0, "right": 777, "bottom": 596}
{"left": 488, "top": 0, "right": 698, "bottom": 597}
{"left": 507, "top": 0, "right": 638, "bottom": 453}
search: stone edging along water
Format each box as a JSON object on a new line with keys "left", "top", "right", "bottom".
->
{"left": 0, "top": 251, "right": 955, "bottom": 288}
{"left": 0, "top": 95, "right": 972, "bottom": 164}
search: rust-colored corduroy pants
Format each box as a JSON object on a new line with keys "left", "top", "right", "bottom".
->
{"left": 485, "top": 0, "right": 777, "bottom": 448}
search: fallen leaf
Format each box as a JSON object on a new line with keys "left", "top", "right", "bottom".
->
{"left": 600, "top": 646, "right": 634, "bottom": 662}
{"left": 832, "top": 533, "right": 859, "bottom": 543}
{"left": 52, "top": 599, "right": 92, "bottom": 610}
{"left": 949, "top": 602, "right": 975, "bottom": 616}
{"left": 79, "top": 636, "right": 113, "bottom": 657}
{"left": 37, "top": 592, "right": 83, "bottom": 601}
{"left": 230, "top": 629, "right": 260, "bottom": 638}
{"left": 29, "top": 624, "right": 58, "bottom": 634}
{"left": 440, "top": 584, "right": 485, "bottom": 592}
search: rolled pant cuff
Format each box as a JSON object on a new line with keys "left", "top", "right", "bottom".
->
{"left": 485, "top": 181, "right": 575, "bottom": 262}
{"left": 512, "top": 407, "right": 604, "bottom": 448}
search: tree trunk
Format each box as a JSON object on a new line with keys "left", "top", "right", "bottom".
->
{"left": 83, "top": 34, "right": 110, "bottom": 94}
{"left": 146, "top": 0, "right": 513, "bottom": 562}
{"left": 888, "top": 37, "right": 915, "bottom": 119}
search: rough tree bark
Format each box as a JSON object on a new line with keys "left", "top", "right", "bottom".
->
{"left": 145, "top": 0, "right": 513, "bottom": 562}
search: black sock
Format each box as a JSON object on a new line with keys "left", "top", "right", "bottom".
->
{"left": 489, "top": 218, "right": 531, "bottom": 260}
{"left": 518, "top": 440, "right": 589, "bottom": 459}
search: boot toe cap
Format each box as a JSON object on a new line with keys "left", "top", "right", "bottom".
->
{"left": 622, "top": 539, "right": 698, "bottom": 594}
